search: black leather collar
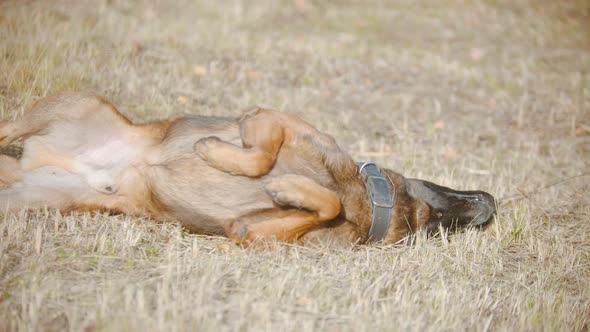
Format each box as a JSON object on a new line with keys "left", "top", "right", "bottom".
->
{"left": 357, "top": 161, "right": 394, "bottom": 242}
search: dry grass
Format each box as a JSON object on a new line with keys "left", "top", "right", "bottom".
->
{"left": 1, "top": 0, "right": 589, "bottom": 331}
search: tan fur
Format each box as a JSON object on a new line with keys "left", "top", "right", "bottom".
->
{"left": 225, "top": 174, "right": 342, "bottom": 243}
{"left": 0, "top": 92, "right": 488, "bottom": 247}
{"left": 0, "top": 155, "right": 22, "bottom": 186}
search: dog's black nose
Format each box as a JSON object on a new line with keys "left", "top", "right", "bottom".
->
{"left": 469, "top": 191, "right": 496, "bottom": 227}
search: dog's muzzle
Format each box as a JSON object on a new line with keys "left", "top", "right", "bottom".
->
{"left": 406, "top": 179, "right": 497, "bottom": 233}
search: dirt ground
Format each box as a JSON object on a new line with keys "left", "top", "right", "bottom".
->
{"left": 0, "top": 0, "right": 589, "bottom": 331}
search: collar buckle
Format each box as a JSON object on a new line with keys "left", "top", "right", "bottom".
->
{"left": 366, "top": 176, "right": 394, "bottom": 208}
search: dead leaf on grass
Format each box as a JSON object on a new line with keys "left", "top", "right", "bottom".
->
{"left": 216, "top": 243, "right": 231, "bottom": 253}
{"left": 177, "top": 95, "right": 189, "bottom": 104}
{"left": 247, "top": 70, "right": 259, "bottom": 81}
{"left": 192, "top": 65, "right": 208, "bottom": 77}
{"left": 293, "top": 0, "right": 311, "bottom": 12}
{"left": 575, "top": 125, "right": 589, "bottom": 136}
{"left": 444, "top": 146, "right": 464, "bottom": 160}
{"left": 434, "top": 120, "right": 446, "bottom": 129}
{"left": 470, "top": 47, "right": 485, "bottom": 61}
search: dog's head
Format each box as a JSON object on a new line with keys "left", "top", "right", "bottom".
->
{"left": 405, "top": 178, "right": 496, "bottom": 234}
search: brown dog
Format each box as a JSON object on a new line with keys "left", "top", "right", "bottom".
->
{"left": 0, "top": 92, "right": 496, "bottom": 246}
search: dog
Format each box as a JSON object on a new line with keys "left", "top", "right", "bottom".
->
{"left": 0, "top": 92, "right": 496, "bottom": 246}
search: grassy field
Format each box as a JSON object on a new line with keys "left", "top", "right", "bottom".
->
{"left": 1, "top": 0, "right": 589, "bottom": 330}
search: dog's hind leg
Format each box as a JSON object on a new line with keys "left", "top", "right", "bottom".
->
{"left": 0, "top": 120, "right": 24, "bottom": 148}
{"left": 0, "top": 155, "right": 23, "bottom": 186}
{"left": 0, "top": 92, "right": 133, "bottom": 148}
{"left": 0, "top": 165, "right": 92, "bottom": 212}
{"left": 0, "top": 166, "right": 149, "bottom": 215}
{"left": 0, "top": 186, "right": 72, "bottom": 212}
{"left": 227, "top": 174, "right": 341, "bottom": 244}
{"left": 0, "top": 103, "right": 62, "bottom": 148}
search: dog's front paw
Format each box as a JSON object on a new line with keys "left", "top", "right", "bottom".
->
{"left": 263, "top": 175, "right": 305, "bottom": 208}
{"left": 193, "top": 136, "right": 222, "bottom": 160}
